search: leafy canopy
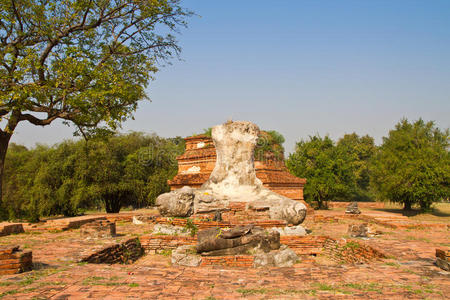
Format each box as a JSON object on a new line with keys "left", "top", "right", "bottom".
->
{"left": 286, "top": 135, "right": 356, "bottom": 208}
{"left": 370, "top": 119, "right": 449, "bottom": 210}
{"left": 0, "top": 0, "right": 192, "bottom": 134}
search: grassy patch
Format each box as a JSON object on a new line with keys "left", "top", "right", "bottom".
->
{"left": 342, "top": 282, "right": 382, "bottom": 293}
{"left": 82, "top": 276, "right": 129, "bottom": 287}
{"left": 159, "top": 249, "right": 172, "bottom": 256}
{"left": 342, "top": 241, "right": 360, "bottom": 250}
{"left": 384, "top": 261, "right": 401, "bottom": 268}
{"left": 236, "top": 288, "right": 268, "bottom": 296}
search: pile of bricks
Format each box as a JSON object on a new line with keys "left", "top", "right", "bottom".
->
{"left": 139, "top": 235, "right": 196, "bottom": 254}
{"left": 435, "top": 248, "right": 449, "bottom": 271}
{"left": 80, "top": 219, "right": 116, "bottom": 238}
{"left": 0, "top": 246, "right": 32, "bottom": 275}
{"left": 80, "top": 237, "right": 143, "bottom": 264}
{"left": 280, "top": 236, "right": 330, "bottom": 256}
{"left": 0, "top": 223, "right": 24, "bottom": 237}
{"left": 200, "top": 255, "right": 254, "bottom": 267}
{"left": 323, "top": 238, "right": 386, "bottom": 264}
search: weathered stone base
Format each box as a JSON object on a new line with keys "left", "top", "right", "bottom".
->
{"left": 0, "top": 246, "right": 32, "bottom": 275}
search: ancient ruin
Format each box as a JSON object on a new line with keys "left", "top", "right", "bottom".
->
{"left": 168, "top": 133, "right": 307, "bottom": 202}
{"left": 0, "top": 121, "right": 448, "bottom": 298}
{"left": 156, "top": 121, "right": 307, "bottom": 225}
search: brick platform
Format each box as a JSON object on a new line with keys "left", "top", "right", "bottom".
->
{"left": 80, "top": 219, "right": 116, "bottom": 238}
{"left": 140, "top": 235, "right": 196, "bottom": 253}
{"left": 200, "top": 255, "right": 254, "bottom": 267}
{"left": 280, "top": 236, "right": 330, "bottom": 256}
{"left": 0, "top": 223, "right": 24, "bottom": 237}
{"left": 0, "top": 245, "right": 32, "bottom": 275}
{"left": 323, "top": 238, "right": 386, "bottom": 264}
{"left": 155, "top": 216, "right": 287, "bottom": 230}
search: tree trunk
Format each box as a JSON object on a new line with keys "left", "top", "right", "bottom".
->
{"left": 0, "top": 131, "right": 12, "bottom": 205}
{"left": 403, "top": 201, "right": 412, "bottom": 211}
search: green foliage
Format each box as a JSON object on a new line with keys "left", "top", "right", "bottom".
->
{"left": 183, "top": 218, "right": 198, "bottom": 237}
{"left": 255, "top": 130, "right": 285, "bottom": 161}
{"left": 336, "top": 133, "right": 376, "bottom": 201}
{"left": 1, "top": 132, "right": 183, "bottom": 221}
{"left": 0, "top": 0, "right": 193, "bottom": 206}
{"left": 286, "top": 135, "right": 356, "bottom": 209}
{"left": 370, "top": 119, "right": 449, "bottom": 210}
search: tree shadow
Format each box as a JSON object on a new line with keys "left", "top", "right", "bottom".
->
{"left": 373, "top": 207, "right": 450, "bottom": 217}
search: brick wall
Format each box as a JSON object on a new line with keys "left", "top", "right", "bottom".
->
{"left": 0, "top": 223, "right": 24, "bottom": 237}
{"left": 0, "top": 246, "right": 32, "bottom": 276}
{"left": 323, "top": 238, "right": 386, "bottom": 264}
{"left": 155, "top": 217, "right": 287, "bottom": 230}
{"left": 139, "top": 235, "right": 196, "bottom": 253}
{"left": 80, "top": 238, "right": 143, "bottom": 264}
{"left": 280, "top": 236, "right": 330, "bottom": 255}
{"left": 200, "top": 255, "right": 254, "bottom": 267}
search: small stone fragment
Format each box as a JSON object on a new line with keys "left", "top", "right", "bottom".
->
{"left": 172, "top": 245, "right": 202, "bottom": 267}
{"left": 348, "top": 223, "right": 368, "bottom": 237}
{"left": 253, "top": 245, "right": 299, "bottom": 267}
{"left": 345, "top": 202, "right": 361, "bottom": 214}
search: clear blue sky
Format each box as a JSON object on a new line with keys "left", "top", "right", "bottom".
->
{"left": 11, "top": 0, "right": 450, "bottom": 153}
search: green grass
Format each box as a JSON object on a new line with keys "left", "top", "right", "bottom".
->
{"left": 159, "top": 249, "right": 172, "bottom": 256}
{"left": 236, "top": 288, "right": 268, "bottom": 296}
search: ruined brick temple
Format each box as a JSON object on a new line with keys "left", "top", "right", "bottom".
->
{"left": 168, "top": 134, "right": 307, "bottom": 202}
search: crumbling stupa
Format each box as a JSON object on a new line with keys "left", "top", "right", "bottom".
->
{"left": 156, "top": 121, "right": 307, "bottom": 225}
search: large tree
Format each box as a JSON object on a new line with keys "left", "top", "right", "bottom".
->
{"left": 0, "top": 0, "right": 192, "bottom": 201}
{"left": 336, "top": 133, "right": 376, "bottom": 200}
{"left": 286, "top": 135, "right": 356, "bottom": 209}
{"left": 370, "top": 119, "right": 449, "bottom": 211}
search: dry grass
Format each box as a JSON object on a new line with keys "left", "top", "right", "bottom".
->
{"left": 372, "top": 202, "right": 450, "bottom": 223}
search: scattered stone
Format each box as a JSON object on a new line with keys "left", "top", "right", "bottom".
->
{"left": 155, "top": 186, "right": 195, "bottom": 217}
{"left": 152, "top": 224, "right": 189, "bottom": 236}
{"left": 271, "top": 225, "right": 307, "bottom": 236}
{"left": 253, "top": 245, "right": 299, "bottom": 267}
{"left": 80, "top": 219, "right": 116, "bottom": 239}
{"left": 348, "top": 223, "right": 368, "bottom": 237}
{"left": 345, "top": 202, "right": 361, "bottom": 214}
{"left": 196, "top": 225, "right": 280, "bottom": 256}
{"left": 435, "top": 249, "right": 450, "bottom": 271}
{"left": 132, "top": 216, "right": 144, "bottom": 225}
{"left": 171, "top": 245, "right": 202, "bottom": 267}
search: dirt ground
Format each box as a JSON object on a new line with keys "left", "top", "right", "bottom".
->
{"left": 0, "top": 206, "right": 449, "bottom": 299}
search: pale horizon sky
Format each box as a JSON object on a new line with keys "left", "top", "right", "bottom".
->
{"left": 9, "top": 0, "right": 450, "bottom": 154}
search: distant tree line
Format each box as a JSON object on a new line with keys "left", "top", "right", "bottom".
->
{"left": 0, "top": 118, "right": 448, "bottom": 221}
{"left": 0, "top": 133, "right": 184, "bottom": 221}
{"left": 287, "top": 119, "right": 449, "bottom": 210}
